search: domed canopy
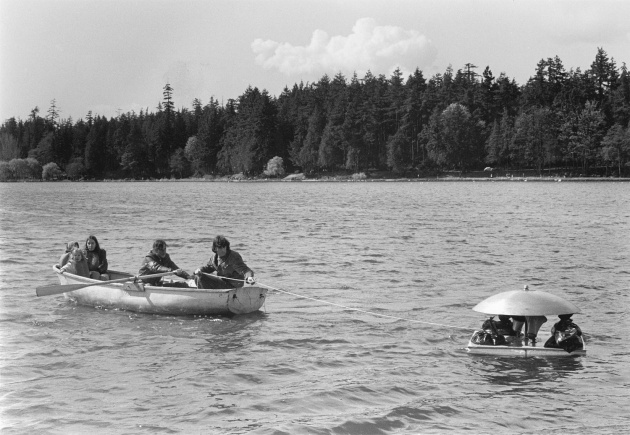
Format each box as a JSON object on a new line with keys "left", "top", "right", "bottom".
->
{"left": 472, "top": 287, "right": 581, "bottom": 316}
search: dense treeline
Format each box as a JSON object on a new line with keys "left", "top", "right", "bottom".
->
{"left": 1, "top": 48, "right": 629, "bottom": 181}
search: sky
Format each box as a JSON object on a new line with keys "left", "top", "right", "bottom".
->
{"left": 1, "top": 0, "right": 629, "bottom": 122}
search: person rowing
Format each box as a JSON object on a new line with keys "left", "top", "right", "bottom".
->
{"left": 194, "top": 235, "right": 255, "bottom": 289}
{"left": 138, "top": 239, "right": 192, "bottom": 287}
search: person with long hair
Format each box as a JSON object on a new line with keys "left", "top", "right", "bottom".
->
{"left": 83, "top": 235, "right": 109, "bottom": 280}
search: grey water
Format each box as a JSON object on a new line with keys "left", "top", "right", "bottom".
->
{"left": 0, "top": 181, "right": 629, "bottom": 434}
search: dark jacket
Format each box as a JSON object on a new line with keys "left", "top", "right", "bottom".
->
{"left": 199, "top": 250, "right": 253, "bottom": 285}
{"left": 551, "top": 319, "right": 583, "bottom": 337}
{"left": 84, "top": 248, "right": 108, "bottom": 274}
{"left": 138, "top": 250, "right": 186, "bottom": 285}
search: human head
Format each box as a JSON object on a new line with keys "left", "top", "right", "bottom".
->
{"left": 212, "top": 235, "right": 231, "bottom": 255}
{"left": 85, "top": 235, "right": 100, "bottom": 252}
{"left": 498, "top": 315, "right": 511, "bottom": 322}
{"left": 153, "top": 239, "right": 168, "bottom": 258}
{"left": 71, "top": 248, "right": 84, "bottom": 262}
{"left": 66, "top": 241, "right": 80, "bottom": 252}
{"left": 559, "top": 314, "right": 573, "bottom": 321}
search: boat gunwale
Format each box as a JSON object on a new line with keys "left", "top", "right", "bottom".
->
{"left": 52, "top": 265, "right": 247, "bottom": 294}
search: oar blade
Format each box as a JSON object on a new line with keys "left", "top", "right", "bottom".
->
{"left": 36, "top": 271, "right": 177, "bottom": 297}
{"left": 36, "top": 283, "right": 91, "bottom": 297}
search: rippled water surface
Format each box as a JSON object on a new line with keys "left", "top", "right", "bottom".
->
{"left": 1, "top": 181, "right": 629, "bottom": 434}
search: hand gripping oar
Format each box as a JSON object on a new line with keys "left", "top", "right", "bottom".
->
{"left": 35, "top": 271, "right": 176, "bottom": 297}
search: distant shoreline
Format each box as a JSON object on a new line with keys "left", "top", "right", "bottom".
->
{"left": 92, "top": 176, "right": 630, "bottom": 183}
{"left": 4, "top": 176, "right": 630, "bottom": 183}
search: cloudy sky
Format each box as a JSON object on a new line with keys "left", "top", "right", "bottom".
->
{"left": 1, "top": 0, "right": 629, "bottom": 122}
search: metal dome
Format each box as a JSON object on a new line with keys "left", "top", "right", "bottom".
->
{"left": 472, "top": 286, "right": 581, "bottom": 316}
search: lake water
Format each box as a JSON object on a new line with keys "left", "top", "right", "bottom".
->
{"left": 1, "top": 181, "right": 629, "bottom": 434}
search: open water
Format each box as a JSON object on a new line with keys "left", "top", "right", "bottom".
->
{"left": 0, "top": 180, "right": 629, "bottom": 434}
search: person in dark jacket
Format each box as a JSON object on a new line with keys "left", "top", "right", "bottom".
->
{"left": 194, "top": 235, "right": 255, "bottom": 289}
{"left": 84, "top": 235, "right": 109, "bottom": 280}
{"left": 495, "top": 315, "right": 517, "bottom": 336}
{"left": 544, "top": 314, "right": 584, "bottom": 352}
{"left": 138, "top": 239, "right": 191, "bottom": 287}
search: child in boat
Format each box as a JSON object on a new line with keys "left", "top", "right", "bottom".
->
{"left": 59, "top": 248, "right": 90, "bottom": 277}
{"left": 59, "top": 241, "right": 80, "bottom": 268}
{"left": 544, "top": 314, "right": 584, "bottom": 352}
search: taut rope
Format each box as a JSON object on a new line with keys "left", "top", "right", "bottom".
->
{"left": 203, "top": 273, "right": 473, "bottom": 332}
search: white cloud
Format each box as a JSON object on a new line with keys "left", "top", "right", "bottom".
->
{"left": 252, "top": 17, "right": 437, "bottom": 78}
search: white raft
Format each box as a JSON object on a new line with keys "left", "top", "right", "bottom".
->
{"left": 467, "top": 286, "right": 586, "bottom": 357}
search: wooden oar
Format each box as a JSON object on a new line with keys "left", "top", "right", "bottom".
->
{"left": 198, "top": 271, "right": 255, "bottom": 284}
{"left": 36, "top": 271, "right": 176, "bottom": 297}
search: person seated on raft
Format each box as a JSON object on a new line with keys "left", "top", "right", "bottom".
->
{"left": 544, "top": 314, "right": 584, "bottom": 352}
{"left": 193, "top": 235, "right": 255, "bottom": 289}
{"left": 481, "top": 315, "right": 515, "bottom": 336}
{"left": 138, "top": 239, "right": 192, "bottom": 287}
{"left": 511, "top": 316, "right": 526, "bottom": 337}
{"left": 495, "top": 315, "right": 517, "bottom": 336}
{"left": 473, "top": 316, "right": 509, "bottom": 346}
{"left": 524, "top": 315, "right": 547, "bottom": 345}
{"left": 505, "top": 315, "right": 547, "bottom": 344}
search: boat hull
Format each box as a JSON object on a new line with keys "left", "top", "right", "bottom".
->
{"left": 53, "top": 266, "right": 267, "bottom": 315}
{"left": 466, "top": 332, "right": 586, "bottom": 357}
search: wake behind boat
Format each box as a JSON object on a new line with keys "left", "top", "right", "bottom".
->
{"left": 41, "top": 265, "right": 267, "bottom": 316}
{"left": 467, "top": 286, "right": 586, "bottom": 357}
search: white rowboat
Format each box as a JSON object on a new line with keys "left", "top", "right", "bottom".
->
{"left": 44, "top": 265, "right": 267, "bottom": 315}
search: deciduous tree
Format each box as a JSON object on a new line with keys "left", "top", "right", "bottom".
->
{"left": 263, "top": 156, "right": 285, "bottom": 177}
{"left": 42, "top": 162, "right": 63, "bottom": 180}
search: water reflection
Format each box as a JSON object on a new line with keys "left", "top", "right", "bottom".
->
{"left": 201, "top": 311, "right": 268, "bottom": 353}
{"left": 467, "top": 355, "right": 584, "bottom": 388}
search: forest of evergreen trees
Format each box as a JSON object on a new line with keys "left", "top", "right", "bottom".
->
{"left": 1, "top": 47, "right": 629, "bottom": 181}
